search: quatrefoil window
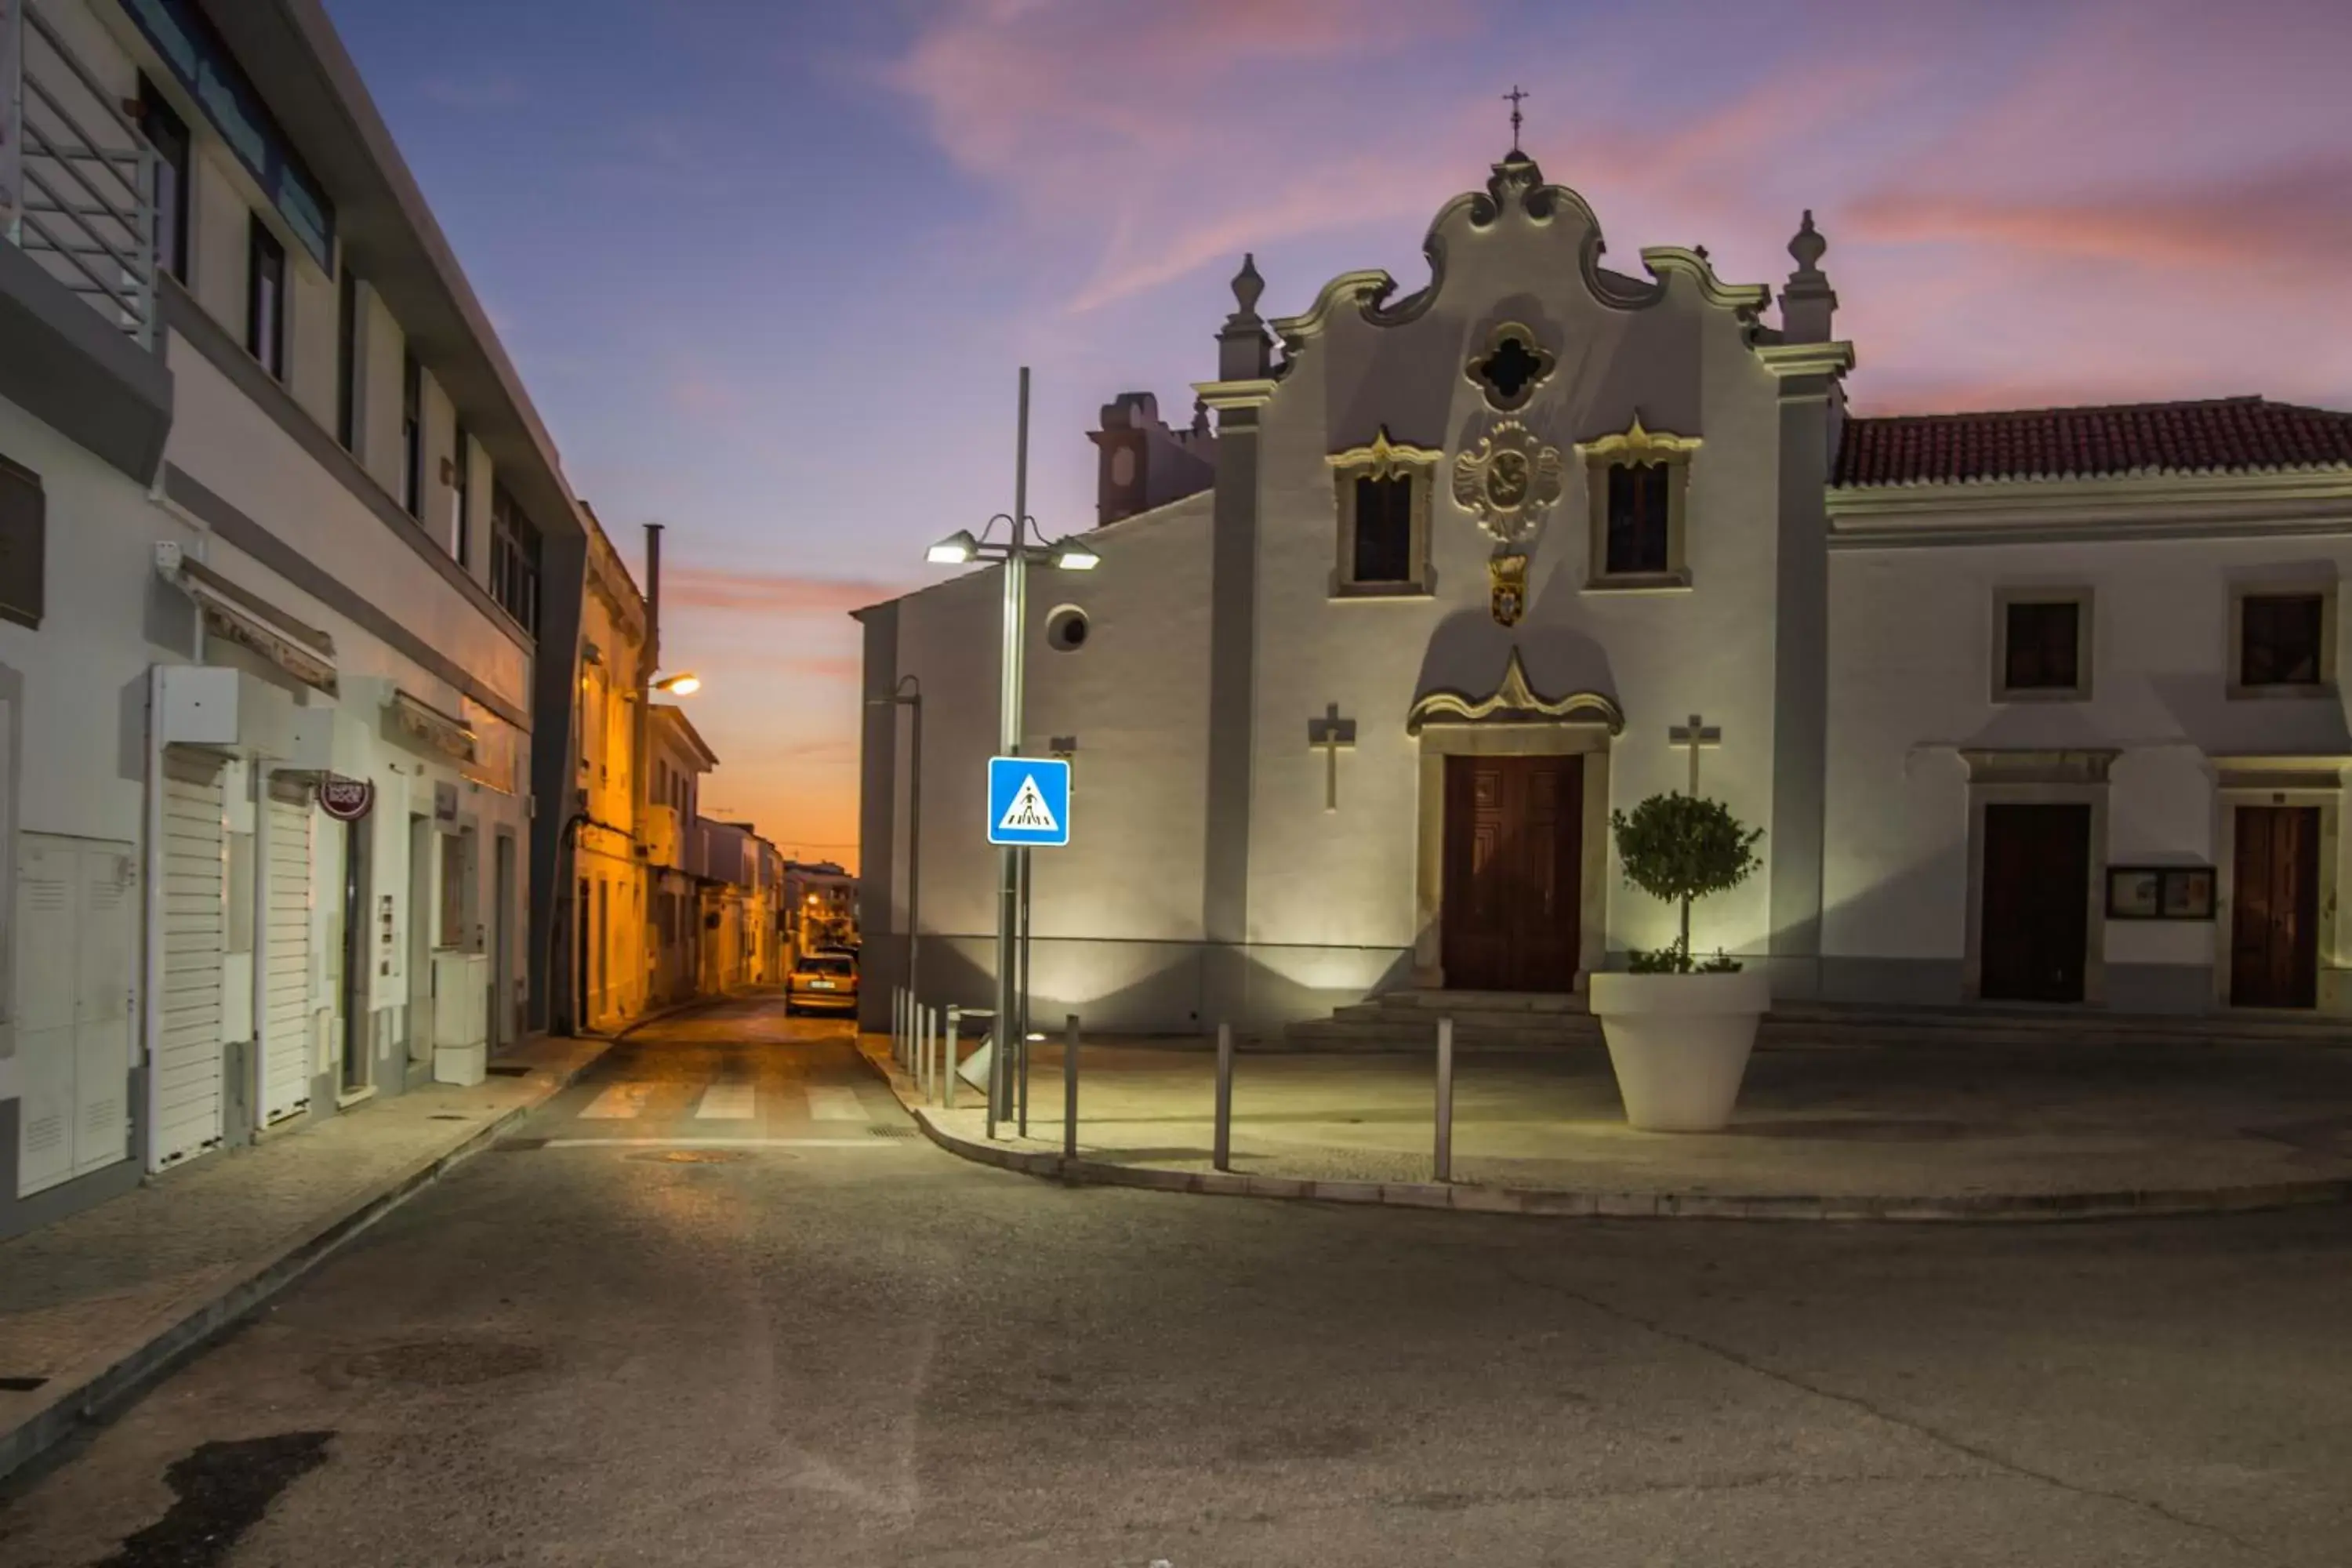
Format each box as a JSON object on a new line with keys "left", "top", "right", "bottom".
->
{"left": 1468, "top": 322, "right": 1556, "bottom": 412}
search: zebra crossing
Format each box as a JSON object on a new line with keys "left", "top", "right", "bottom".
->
{"left": 572, "top": 1078, "right": 882, "bottom": 1127}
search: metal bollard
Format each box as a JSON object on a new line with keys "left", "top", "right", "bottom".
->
{"left": 916, "top": 1004, "right": 931, "bottom": 1102}
{"left": 945, "top": 1007, "right": 961, "bottom": 1112}
{"left": 1062, "top": 1014, "right": 1080, "bottom": 1161}
{"left": 1435, "top": 1017, "right": 1455, "bottom": 1185}
{"left": 895, "top": 988, "right": 906, "bottom": 1069}
{"left": 1213, "top": 1022, "right": 1233, "bottom": 1173}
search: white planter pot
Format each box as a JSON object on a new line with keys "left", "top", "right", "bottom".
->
{"left": 1588, "top": 969, "right": 1771, "bottom": 1132}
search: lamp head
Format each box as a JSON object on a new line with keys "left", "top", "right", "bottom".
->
{"left": 1052, "top": 540, "right": 1101, "bottom": 572}
{"left": 926, "top": 528, "right": 980, "bottom": 565}
{"left": 653, "top": 673, "right": 702, "bottom": 696}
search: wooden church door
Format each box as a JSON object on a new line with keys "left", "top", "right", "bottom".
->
{"left": 1441, "top": 755, "right": 1581, "bottom": 992}
{"left": 1978, "top": 803, "right": 2091, "bottom": 1003}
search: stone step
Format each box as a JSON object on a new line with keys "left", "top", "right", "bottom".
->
{"left": 1286, "top": 1018, "right": 1602, "bottom": 1053}
{"left": 1363, "top": 989, "right": 1589, "bottom": 1014}
{"left": 1329, "top": 1003, "right": 1575, "bottom": 1031}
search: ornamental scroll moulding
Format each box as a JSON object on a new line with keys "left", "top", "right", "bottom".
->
{"left": 1451, "top": 419, "right": 1564, "bottom": 545}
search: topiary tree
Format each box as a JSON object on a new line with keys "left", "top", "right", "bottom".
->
{"left": 1610, "top": 793, "right": 1763, "bottom": 974}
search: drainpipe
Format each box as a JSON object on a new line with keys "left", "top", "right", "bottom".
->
{"left": 640, "top": 523, "right": 661, "bottom": 1014}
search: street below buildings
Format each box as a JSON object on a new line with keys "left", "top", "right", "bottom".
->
{"left": 3, "top": 993, "right": 2349, "bottom": 1567}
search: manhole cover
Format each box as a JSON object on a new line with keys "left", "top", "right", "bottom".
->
{"left": 868, "top": 1125, "right": 920, "bottom": 1139}
{"left": 343, "top": 1340, "right": 546, "bottom": 1387}
{"left": 627, "top": 1148, "right": 753, "bottom": 1164}
{"left": 430, "top": 1114, "right": 470, "bottom": 1122}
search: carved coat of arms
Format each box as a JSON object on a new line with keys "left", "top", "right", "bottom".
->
{"left": 1451, "top": 419, "right": 1564, "bottom": 545}
{"left": 1488, "top": 552, "right": 1528, "bottom": 628}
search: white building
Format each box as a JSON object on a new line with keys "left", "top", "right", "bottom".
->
{"left": 2, "top": 0, "right": 590, "bottom": 1236}
{"left": 856, "top": 144, "right": 2352, "bottom": 1036}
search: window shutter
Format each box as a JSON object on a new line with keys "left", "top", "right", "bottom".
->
{"left": 0, "top": 455, "right": 45, "bottom": 630}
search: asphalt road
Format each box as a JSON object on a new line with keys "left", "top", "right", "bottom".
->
{"left": 4, "top": 993, "right": 2349, "bottom": 1567}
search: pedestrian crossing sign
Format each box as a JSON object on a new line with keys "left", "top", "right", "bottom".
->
{"left": 987, "top": 756, "right": 1071, "bottom": 847}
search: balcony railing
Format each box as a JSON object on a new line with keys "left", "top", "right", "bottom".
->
{"left": 5, "top": 2, "right": 159, "bottom": 345}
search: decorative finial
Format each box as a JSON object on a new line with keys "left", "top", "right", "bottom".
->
{"left": 1502, "top": 85, "right": 1530, "bottom": 154}
{"left": 1788, "top": 209, "right": 1827, "bottom": 275}
{"left": 1230, "top": 252, "right": 1265, "bottom": 319}
{"left": 1192, "top": 397, "right": 1210, "bottom": 435}
{"left": 1694, "top": 244, "right": 1709, "bottom": 261}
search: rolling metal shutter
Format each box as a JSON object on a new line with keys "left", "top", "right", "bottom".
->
{"left": 154, "top": 750, "right": 226, "bottom": 1170}
{"left": 260, "top": 790, "right": 313, "bottom": 1124}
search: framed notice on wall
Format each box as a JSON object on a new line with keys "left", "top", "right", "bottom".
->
{"left": 2107, "top": 866, "right": 2214, "bottom": 921}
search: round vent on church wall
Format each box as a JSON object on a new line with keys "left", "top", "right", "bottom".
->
{"left": 1046, "top": 605, "right": 1090, "bottom": 652}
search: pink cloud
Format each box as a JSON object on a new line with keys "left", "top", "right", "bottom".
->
{"left": 659, "top": 568, "right": 901, "bottom": 616}
{"left": 1848, "top": 158, "right": 2352, "bottom": 274}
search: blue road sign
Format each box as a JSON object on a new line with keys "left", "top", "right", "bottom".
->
{"left": 987, "top": 756, "right": 1071, "bottom": 847}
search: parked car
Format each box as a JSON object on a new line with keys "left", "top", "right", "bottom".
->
{"left": 786, "top": 949, "right": 858, "bottom": 1015}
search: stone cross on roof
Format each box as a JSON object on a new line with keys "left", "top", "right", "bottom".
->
{"left": 1502, "top": 85, "right": 1530, "bottom": 153}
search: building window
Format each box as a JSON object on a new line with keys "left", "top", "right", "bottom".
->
{"left": 489, "top": 484, "right": 541, "bottom": 633}
{"left": 138, "top": 81, "right": 191, "bottom": 284}
{"left": 1466, "top": 321, "right": 1556, "bottom": 414}
{"left": 2235, "top": 590, "right": 2332, "bottom": 694}
{"left": 1327, "top": 427, "right": 1440, "bottom": 597}
{"left": 401, "top": 353, "right": 423, "bottom": 517}
{"left": 245, "top": 217, "right": 286, "bottom": 380}
{"left": 451, "top": 424, "right": 473, "bottom": 566}
{"left": 336, "top": 263, "right": 361, "bottom": 452}
{"left": 1577, "top": 416, "right": 1699, "bottom": 589}
{"left": 1996, "top": 592, "right": 2090, "bottom": 700}
{"left": 1352, "top": 476, "right": 1414, "bottom": 585}
{"left": 1603, "top": 464, "right": 1671, "bottom": 576}
{"left": 0, "top": 453, "right": 44, "bottom": 631}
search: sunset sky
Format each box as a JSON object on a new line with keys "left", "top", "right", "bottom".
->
{"left": 323, "top": 0, "right": 2352, "bottom": 873}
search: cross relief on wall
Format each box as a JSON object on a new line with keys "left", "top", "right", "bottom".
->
{"left": 1308, "top": 703, "right": 1357, "bottom": 811}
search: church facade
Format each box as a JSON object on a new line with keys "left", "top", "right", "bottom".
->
{"left": 855, "top": 147, "right": 2352, "bottom": 1036}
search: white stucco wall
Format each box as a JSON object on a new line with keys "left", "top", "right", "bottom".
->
{"left": 887, "top": 494, "right": 1217, "bottom": 1025}
{"left": 0, "top": 392, "right": 200, "bottom": 1110}
{"left": 1825, "top": 530, "right": 2352, "bottom": 1004}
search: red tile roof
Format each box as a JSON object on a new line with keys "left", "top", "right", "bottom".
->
{"left": 1833, "top": 397, "right": 2352, "bottom": 488}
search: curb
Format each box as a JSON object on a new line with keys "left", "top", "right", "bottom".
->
{"left": 852, "top": 1041, "right": 2352, "bottom": 1225}
{"left": 0, "top": 1038, "right": 615, "bottom": 1492}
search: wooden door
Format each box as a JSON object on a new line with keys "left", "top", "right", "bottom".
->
{"left": 1441, "top": 755, "right": 1582, "bottom": 992}
{"left": 1978, "top": 803, "right": 2091, "bottom": 1003}
{"left": 2231, "top": 806, "right": 2320, "bottom": 1009}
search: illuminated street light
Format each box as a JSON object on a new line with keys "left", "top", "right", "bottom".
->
{"left": 1052, "top": 542, "right": 1100, "bottom": 571}
{"left": 652, "top": 672, "right": 702, "bottom": 695}
{"left": 925, "top": 529, "right": 979, "bottom": 565}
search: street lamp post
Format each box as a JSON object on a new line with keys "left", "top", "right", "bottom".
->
{"left": 866, "top": 676, "right": 923, "bottom": 1014}
{"left": 924, "top": 366, "right": 1098, "bottom": 1126}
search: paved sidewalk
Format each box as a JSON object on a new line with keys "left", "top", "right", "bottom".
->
{"left": 0, "top": 1032, "right": 610, "bottom": 1486}
{"left": 860, "top": 1033, "right": 2352, "bottom": 1221}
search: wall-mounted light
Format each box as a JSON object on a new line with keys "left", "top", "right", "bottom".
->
{"left": 652, "top": 672, "right": 702, "bottom": 695}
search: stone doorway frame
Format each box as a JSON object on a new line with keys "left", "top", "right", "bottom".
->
{"left": 1958, "top": 749, "right": 2114, "bottom": 1005}
{"left": 1407, "top": 649, "right": 1621, "bottom": 990}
